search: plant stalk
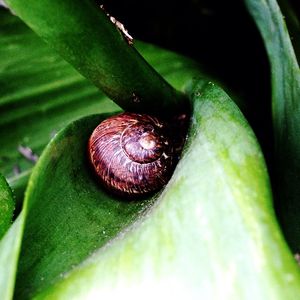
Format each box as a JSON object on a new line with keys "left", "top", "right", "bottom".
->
{"left": 5, "top": 0, "right": 187, "bottom": 116}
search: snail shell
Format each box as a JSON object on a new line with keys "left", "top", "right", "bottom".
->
{"left": 88, "top": 112, "right": 175, "bottom": 197}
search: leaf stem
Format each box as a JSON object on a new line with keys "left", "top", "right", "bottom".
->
{"left": 5, "top": 0, "right": 187, "bottom": 116}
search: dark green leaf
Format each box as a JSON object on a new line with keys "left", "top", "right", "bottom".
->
{"left": 278, "top": 0, "right": 300, "bottom": 62}
{"left": 4, "top": 0, "right": 186, "bottom": 115}
{"left": 0, "top": 174, "right": 14, "bottom": 239}
{"left": 0, "top": 9, "right": 117, "bottom": 205}
{"left": 245, "top": 0, "right": 300, "bottom": 250}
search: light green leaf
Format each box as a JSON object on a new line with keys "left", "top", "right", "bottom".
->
{"left": 15, "top": 81, "right": 300, "bottom": 299}
{"left": 0, "top": 213, "right": 25, "bottom": 300}
{"left": 13, "top": 114, "right": 157, "bottom": 299}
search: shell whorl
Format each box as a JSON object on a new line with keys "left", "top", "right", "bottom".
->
{"left": 88, "top": 112, "right": 174, "bottom": 197}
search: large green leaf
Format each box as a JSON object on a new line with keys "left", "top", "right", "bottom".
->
{"left": 13, "top": 81, "right": 300, "bottom": 299}
{"left": 14, "top": 114, "right": 157, "bottom": 299}
{"left": 245, "top": 0, "right": 300, "bottom": 250}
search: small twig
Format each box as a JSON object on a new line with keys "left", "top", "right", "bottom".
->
{"left": 100, "top": 5, "right": 133, "bottom": 45}
{"left": 18, "top": 145, "right": 39, "bottom": 163}
{"left": 13, "top": 164, "right": 21, "bottom": 176}
{"left": 0, "top": 0, "right": 8, "bottom": 8}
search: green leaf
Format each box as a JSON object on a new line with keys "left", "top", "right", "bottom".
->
{"left": 0, "top": 9, "right": 201, "bottom": 206}
{"left": 14, "top": 114, "right": 158, "bottom": 299}
{"left": 14, "top": 81, "right": 300, "bottom": 299}
{"left": 244, "top": 0, "right": 300, "bottom": 250}
{"left": 0, "top": 213, "right": 25, "bottom": 300}
{"left": 278, "top": 0, "right": 300, "bottom": 61}
{"left": 0, "top": 9, "right": 117, "bottom": 204}
{"left": 0, "top": 174, "right": 14, "bottom": 240}
{"left": 4, "top": 0, "right": 186, "bottom": 115}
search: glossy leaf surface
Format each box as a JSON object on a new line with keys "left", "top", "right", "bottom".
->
{"left": 0, "top": 214, "right": 24, "bottom": 300}
{"left": 15, "top": 82, "right": 300, "bottom": 299}
{"left": 14, "top": 114, "right": 157, "bottom": 299}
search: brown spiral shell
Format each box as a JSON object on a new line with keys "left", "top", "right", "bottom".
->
{"left": 88, "top": 112, "right": 175, "bottom": 197}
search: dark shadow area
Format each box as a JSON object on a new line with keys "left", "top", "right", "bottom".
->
{"left": 99, "top": 0, "right": 273, "bottom": 175}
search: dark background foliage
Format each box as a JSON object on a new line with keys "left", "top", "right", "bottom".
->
{"left": 100, "top": 0, "right": 273, "bottom": 167}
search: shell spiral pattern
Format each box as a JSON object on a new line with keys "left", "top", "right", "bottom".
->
{"left": 88, "top": 112, "right": 175, "bottom": 197}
